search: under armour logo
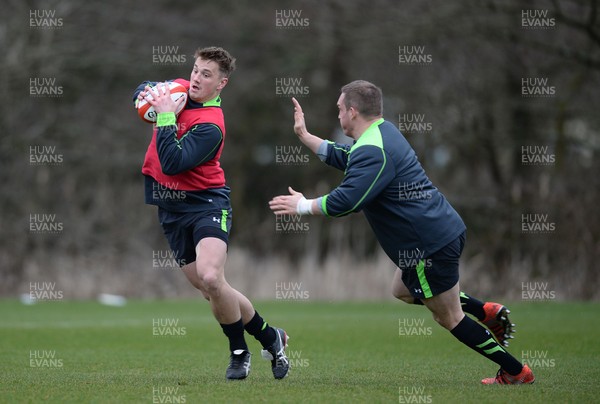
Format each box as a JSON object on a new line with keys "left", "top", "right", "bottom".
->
{"left": 212, "top": 217, "right": 221, "bottom": 223}
{"left": 414, "top": 288, "right": 422, "bottom": 294}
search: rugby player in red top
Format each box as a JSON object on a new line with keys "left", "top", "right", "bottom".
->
{"left": 134, "top": 47, "right": 289, "bottom": 380}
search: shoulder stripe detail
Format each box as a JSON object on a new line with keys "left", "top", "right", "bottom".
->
{"left": 329, "top": 141, "right": 350, "bottom": 155}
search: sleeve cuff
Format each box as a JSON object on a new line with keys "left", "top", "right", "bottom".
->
{"left": 156, "top": 112, "right": 176, "bottom": 127}
{"left": 317, "top": 195, "right": 329, "bottom": 216}
{"left": 316, "top": 140, "right": 330, "bottom": 162}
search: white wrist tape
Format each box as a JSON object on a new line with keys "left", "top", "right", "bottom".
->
{"left": 296, "top": 197, "right": 313, "bottom": 215}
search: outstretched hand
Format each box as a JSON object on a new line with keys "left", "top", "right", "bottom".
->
{"left": 292, "top": 97, "right": 308, "bottom": 138}
{"left": 269, "top": 186, "right": 304, "bottom": 215}
{"left": 289, "top": 97, "right": 324, "bottom": 154}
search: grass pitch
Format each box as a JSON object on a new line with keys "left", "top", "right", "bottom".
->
{"left": 0, "top": 299, "right": 598, "bottom": 403}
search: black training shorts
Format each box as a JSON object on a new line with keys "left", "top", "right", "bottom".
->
{"left": 157, "top": 207, "right": 232, "bottom": 267}
{"left": 400, "top": 231, "right": 466, "bottom": 299}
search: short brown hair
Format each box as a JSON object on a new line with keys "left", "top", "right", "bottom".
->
{"left": 340, "top": 80, "right": 383, "bottom": 118}
{"left": 194, "top": 46, "right": 236, "bottom": 77}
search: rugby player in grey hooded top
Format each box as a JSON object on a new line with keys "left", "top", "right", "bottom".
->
{"left": 269, "top": 80, "right": 534, "bottom": 385}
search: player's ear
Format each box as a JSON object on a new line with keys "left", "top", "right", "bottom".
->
{"left": 217, "top": 77, "right": 228, "bottom": 91}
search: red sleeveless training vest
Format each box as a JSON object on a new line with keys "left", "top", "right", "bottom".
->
{"left": 141, "top": 78, "right": 226, "bottom": 191}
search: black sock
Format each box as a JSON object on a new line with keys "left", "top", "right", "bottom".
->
{"left": 451, "top": 316, "right": 522, "bottom": 375}
{"left": 413, "top": 298, "right": 424, "bottom": 305}
{"left": 244, "top": 311, "right": 276, "bottom": 349}
{"left": 220, "top": 318, "right": 248, "bottom": 353}
{"left": 459, "top": 292, "right": 486, "bottom": 321}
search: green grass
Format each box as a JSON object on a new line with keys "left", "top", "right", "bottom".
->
{"left": 0, "top": 300, "right": 598, "bottom": 403}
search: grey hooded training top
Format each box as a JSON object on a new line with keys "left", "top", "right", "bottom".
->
{"left": 315, "top": 118, "right": 466, "bottom": 263}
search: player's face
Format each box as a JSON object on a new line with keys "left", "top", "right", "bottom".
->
{"left": 188, "top": 58, "right": 228, "bottom": 103}
{"left": 337, "top": 93, "right": 353, "bottom": 136}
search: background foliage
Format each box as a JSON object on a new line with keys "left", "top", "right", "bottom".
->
{"left": 1, "top": 0, "right": 598, "bottom": 299}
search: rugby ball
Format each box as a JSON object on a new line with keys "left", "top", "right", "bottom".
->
{"left": 137, "top": 82, "right": 188, "bottom": 123}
